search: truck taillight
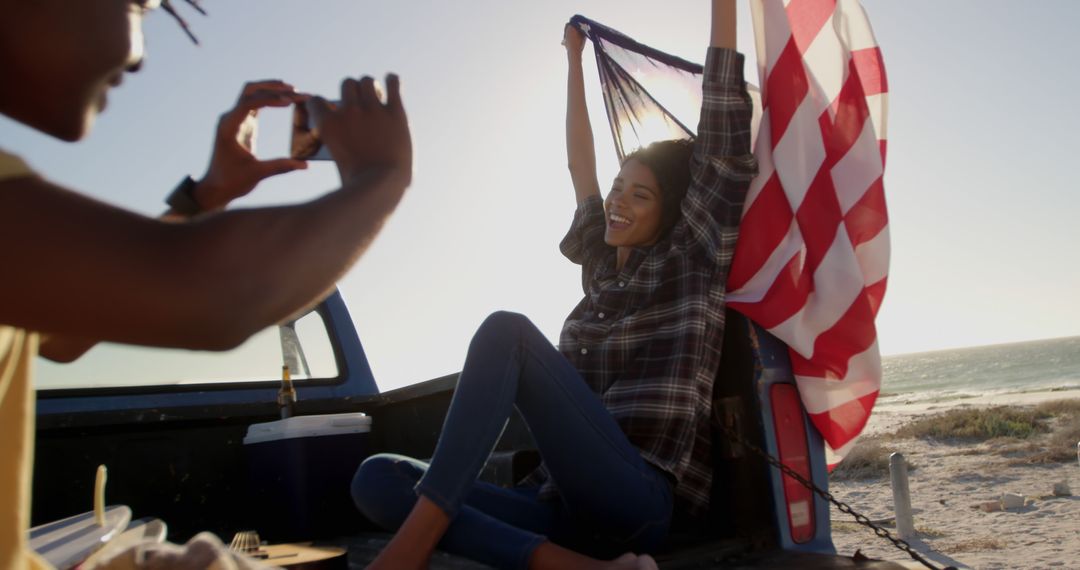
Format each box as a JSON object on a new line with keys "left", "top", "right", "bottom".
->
{"left": 771, "top": 384, "right": 815, "bottom": 543}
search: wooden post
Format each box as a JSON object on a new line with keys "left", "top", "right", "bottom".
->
{"left": 890, "top": 452, "right": 915, "bottom": 539}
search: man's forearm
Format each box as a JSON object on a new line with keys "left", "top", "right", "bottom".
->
{"left": 41, "top": 177, "right": 249, "bottom": 363}
{"left": 175, "top": 169, "right": 409, "bottom": 348}
{"left": 0, "top": 169, "right": 407, "bottom": 352}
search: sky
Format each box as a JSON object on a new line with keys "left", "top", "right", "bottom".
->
{"left": 10, "top": 1, "right": 1080, "bottom": 392}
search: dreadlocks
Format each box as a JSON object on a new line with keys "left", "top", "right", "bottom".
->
{"left": 161, "top": 0, "right": 207, "bottom": 45}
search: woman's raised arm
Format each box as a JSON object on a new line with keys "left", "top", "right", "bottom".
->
{"left": 712, "top": 0, "right": 737, "bottom": 49}
{"left": 563, "top": 24, "right": 601, "bottom": 205}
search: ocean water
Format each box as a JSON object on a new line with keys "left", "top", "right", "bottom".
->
{"left": 879, "top": 336, "right": 1080, "bottom": 405}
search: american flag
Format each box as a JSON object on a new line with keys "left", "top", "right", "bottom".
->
{"left": 727, "top": 0, "right": 889, "bottom": 463}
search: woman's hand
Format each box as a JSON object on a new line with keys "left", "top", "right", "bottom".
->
{"left": 196, "top": 80, "right": 309, "bottom": 212}
{"left": 711, "top": 0, "right": 736, "bottom": 49}
{"left": 307, "top": 74, "right": 412, "bottom": 189}
{"left": 563, "top": 23, "right": 586, "bottom": 56}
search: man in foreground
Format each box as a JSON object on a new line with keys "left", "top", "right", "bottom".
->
{"left": 0, "top": 1, "right": 412, "bottom": 567}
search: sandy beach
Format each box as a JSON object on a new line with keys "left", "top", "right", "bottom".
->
{"left": 828, "top": 388, "right": 1080, "bottom": 570}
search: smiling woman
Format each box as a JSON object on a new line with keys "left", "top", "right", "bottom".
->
{"left": 604, "top": 158, "right": 665, "bottom": 256}
{"left": 345, "top": 3, "right": 759, "bottom": 569}
{"left": 605, "top": 139, "right": 695, "bottom": 266}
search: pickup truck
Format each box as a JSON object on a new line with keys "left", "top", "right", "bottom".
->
{"left": 32, "top": 290, "right": 919, "bottom": 569}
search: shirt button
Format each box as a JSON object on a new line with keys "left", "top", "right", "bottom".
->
{"left": 618, "top": 281, "right": 626, "bottom": 288}
{"left": 580, "top": 348, "right": 588, "bottom": 355}
{"left": 598, "top": 312, "right": 605, "bottom": 319}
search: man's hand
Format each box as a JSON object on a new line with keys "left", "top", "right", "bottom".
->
{"left": 307, "top": 74, "right": 412, "bottom": 188}
{"left": 195, "top": 80, "right": 309, "bottom": 212}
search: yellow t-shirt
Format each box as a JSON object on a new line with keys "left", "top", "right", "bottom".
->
{"left": 0, "top": 149, "right": 49, "bottom": 570}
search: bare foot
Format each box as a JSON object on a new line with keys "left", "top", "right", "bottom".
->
{"left": 366, "top": 496, "right": 449, "bottom": 570}
{"left": 366, "top": 537, "right": 431, "bottom": 570}
{"left": 612, "top": 552, "right": 658, "bottom": 570}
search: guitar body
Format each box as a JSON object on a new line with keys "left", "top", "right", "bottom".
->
{"left": 259, "top": 543, "right": 348, "bottom": 570}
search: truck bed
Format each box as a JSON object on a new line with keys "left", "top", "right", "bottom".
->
{"left": 328, "top": 533, "right": 916, "bottom": 569}
{"left": 32, "top": 297, "right": 929, "bottom": 569}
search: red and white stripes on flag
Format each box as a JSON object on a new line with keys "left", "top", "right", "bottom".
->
{"left": 727, "top": 0, "right": 889, "bottom": 463}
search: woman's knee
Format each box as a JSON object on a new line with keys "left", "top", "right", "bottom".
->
{"left": 466, "top": 311, "right": 531, "bottom": 361}
{"left": 351, "top": 453, "right": 424, "bottom": 529}
{"left": 477, "top": 311, "right": 530, "bottom": 340}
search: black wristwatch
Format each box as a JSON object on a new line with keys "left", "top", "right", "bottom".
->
{"left": 166, "top": 175, "right": 202, "bottom": 216}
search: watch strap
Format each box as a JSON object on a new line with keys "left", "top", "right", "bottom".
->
{"left": 166, "top": 175, "right": 202, "bottom": 216}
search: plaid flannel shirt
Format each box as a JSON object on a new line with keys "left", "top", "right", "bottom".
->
{"left": 542, "top": 48, "right": 757, "bottom": 517}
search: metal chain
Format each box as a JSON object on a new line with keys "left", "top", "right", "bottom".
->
{"left": 714, "top": 421, "right": 954, "bottom": 570}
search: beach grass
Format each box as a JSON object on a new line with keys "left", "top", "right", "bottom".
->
{"left": 830, "top": 437, "right": 916, "bottom": 480}
{"left": 1034, "top": 398, "right": 1080, "bottom": 416}
{"left": 1006, "top": 411, "right": 1080, "bottom": 465}
{"left": 915, "top": 526, "right": 948, "bottom": 539}
{"left": 937, "top": 537, "right": 1007, "bottom": 554}
{"left": 885, "top": 398, "right": 1080, "bottom": 465}
{"left": 830, "top": 398, "right": 1079, "bottom": 483}
{"left": 892, "top": 406, "right": 1050, "bottom": 441}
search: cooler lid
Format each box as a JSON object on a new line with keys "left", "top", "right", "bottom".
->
{"left": 243, "top": 412, "right": 371, "bottom": 445}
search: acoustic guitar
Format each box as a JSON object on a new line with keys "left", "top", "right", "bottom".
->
{"left": 236, "top": 539, "right": 347, "bottom": 570}
{"left": 260, "top": 543, "right": 347, "bottom": 569}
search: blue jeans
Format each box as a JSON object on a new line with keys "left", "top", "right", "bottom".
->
{"left": 352, "top": 312, "right": 673, "bottom": 570}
